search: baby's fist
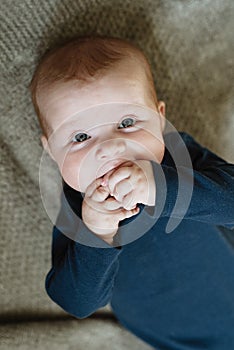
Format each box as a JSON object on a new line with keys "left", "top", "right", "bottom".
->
{"left": 101, "top": 160, "right": 156, "bottom": 210}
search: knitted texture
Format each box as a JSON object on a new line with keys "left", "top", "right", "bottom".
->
{"left": 0, "top": 0, "right": 233, "bottom": 320}
{"left": 0, "top": 317, "right": 153, "bottom": 350}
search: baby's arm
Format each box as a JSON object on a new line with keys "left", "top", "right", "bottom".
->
{"left": 155, "top": 132, "right": 234, "bottom": 228}
{"left": 45, "top": 224, "right": 122, "bottom": 319}
{"left": 45, "top": 172, "right": 141, "bottom": 319}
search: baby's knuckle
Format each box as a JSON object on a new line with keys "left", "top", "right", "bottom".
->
{"left": 136, "top": 176, "right": 143, "bottom": 186}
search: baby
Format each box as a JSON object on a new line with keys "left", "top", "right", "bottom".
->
{"left": 30, "top": 35, "right": 166, "bottom": 245}
{"left": 29, "top": 35, "right": 234, "bottom": 349}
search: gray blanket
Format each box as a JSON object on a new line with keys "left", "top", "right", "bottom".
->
{"left": 0, "top": 0, "right": 233, "bottom": 348}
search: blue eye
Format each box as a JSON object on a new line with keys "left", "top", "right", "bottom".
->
{"left": 118, "top": 117, "right": 136, "bottom": 129}
{"left": 72, "top": 132, "right": 91, "bottom": 143}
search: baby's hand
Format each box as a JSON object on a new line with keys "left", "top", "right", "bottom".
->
{"left": 101, "top": 160, "right": 156, "bottom": 211}
{"left": 82, "top": 177, "right": 140, "bottom": 244}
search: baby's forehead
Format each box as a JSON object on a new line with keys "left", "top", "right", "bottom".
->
{"left": 39, "top": 62, "right": 147, "bottom": 107}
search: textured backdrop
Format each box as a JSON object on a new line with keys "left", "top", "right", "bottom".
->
{"left": 0, "top": 0, "right": 233, "bottom": 349}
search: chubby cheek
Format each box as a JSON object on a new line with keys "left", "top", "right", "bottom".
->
{"left": 58, "top": 152, "right": 93, "bottom": 192}
{"left": 151, "top": 138, "right": 165, "bottom": 163}
{"left": 133, "top": 131, "right": 165, "bottom": 164}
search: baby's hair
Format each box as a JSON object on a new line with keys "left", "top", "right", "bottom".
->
{"left": 29, "top": 34, "right": 158, "bottom": 138}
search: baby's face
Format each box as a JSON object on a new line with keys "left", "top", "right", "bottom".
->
{"left": 38, "top": 59, "right": 166, "bottom": 192}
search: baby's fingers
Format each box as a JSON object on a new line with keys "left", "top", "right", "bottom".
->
{"left": 113, "top": 179, "right": 132, "bottom": 202}
{"left": 119, "top": 206, "right": 140, "bottom": 221}
{"left": 103, "top": 197, "right": 123, "bottom": 210}
{"left": 122, "top": 192, "right": 138, "bottom": 211}
{"left": 106, "top": 167, "right": 132, "bottom": 195}
{"left": 85, "top": 178, "right": 111, "bottom": 203}
{"left": 85, "top": 178, "right": 103, "bottom": 198}
{"left": 91, "top": 186, "right": 110, "bottom": 202}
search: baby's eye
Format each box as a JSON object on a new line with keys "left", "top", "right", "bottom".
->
{"left": 118, "top": 117, "right": 136, "bottom": 129}
{"left": 72, "top": 132, "right": 91, "bottom": 143}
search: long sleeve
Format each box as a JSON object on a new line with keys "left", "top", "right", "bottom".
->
{"left": 152, "top": 132, "right": 234, "bottom": 231}
{"left": 45, "top": 225, "right": 122, "bottom": 319}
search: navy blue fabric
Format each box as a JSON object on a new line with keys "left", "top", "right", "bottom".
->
{"left": 45, "top": 132, "right": 234, "bottom": 350}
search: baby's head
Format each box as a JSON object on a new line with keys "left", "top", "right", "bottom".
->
{"left": 29, "top": 35, "right": 166, "bottom": 192}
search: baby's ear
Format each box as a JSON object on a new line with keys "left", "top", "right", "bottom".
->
{"left": 40, "top": 134, "right": 55, "bottom": 161}
{"left": 157, "top": 101, "right": 166, "bottom": 131}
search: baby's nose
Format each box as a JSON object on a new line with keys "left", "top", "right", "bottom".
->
{"left": 95, "top": 139, "right": 126, "bottom": 160}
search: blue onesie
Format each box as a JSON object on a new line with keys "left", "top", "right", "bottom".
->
{"left": 45, "top": 131, "right": 234, "bottom": 350}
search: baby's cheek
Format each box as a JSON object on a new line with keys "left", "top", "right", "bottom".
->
{"left": 59, "top": 162, "right": 83, "bottom": 192}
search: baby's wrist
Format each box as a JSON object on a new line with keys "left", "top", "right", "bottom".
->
{"left": 147, "top": 171, "right": 156, "bottom": 206}
{"left": 85, "top": 222, "right": 118, "bottom": 237}
{"left": 137, "top": 160, "right": 156, "bottom": 206}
